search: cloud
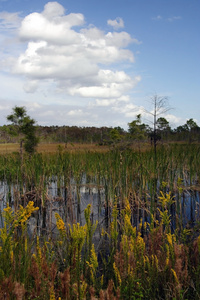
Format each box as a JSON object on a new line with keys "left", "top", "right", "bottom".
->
{"left": 19, "top": 8, "right": 84, "bottom": 44}
{"left": 5, "top": 1, "right": 140, "bottom": 101}
{"left": 167, "top": 16, "right": 182, "bottom": 22}
{"left": 42, "top": 1, "right": 65, "bottom": 19}
{"left": 23, "top": 80, "right": 39, "bottom": 93}
{"left": 152, "top": 15, "right": 162, "bottom": 21}
{"left": 25, "top": 102, "right": 42, "bottom": 110}
{"left": 152, "top": 15, "right": 182, "bottom": 22}
{"left": 107, "top": 17, "right": 124, "bottom": 30}
{"left": 0, "top": 2, "right": 152, "bottom": 128}
{"left": 68, "top": 70, "right": 140, "bottom": 98}
{"left": 164, "top": 114, "right": 181, "bottom": 125}
{"left": 0, "top": 11, "right": 21, "bottom": 30}
{"left": 68, "top": 109, "right": 85, "bottom": 116}
{"left": 92, "top": 95, "right": 129, "bottom": 107}
{"left": 0, "top": 91, "right": 183, "bottom": 129}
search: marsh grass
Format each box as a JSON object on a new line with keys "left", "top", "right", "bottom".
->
{"left": 0, "top": 143, "right": 200, "bottom": 298}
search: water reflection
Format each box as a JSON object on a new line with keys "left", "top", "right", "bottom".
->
{"left": 0, "top": 177, "right": 200, "bottom": 236}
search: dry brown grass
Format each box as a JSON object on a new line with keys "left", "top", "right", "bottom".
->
{"left": 38, "top": 142, "right": 110, "bottom": 153}
{"left": 0, "top": 143, "right": 19, "bottom": 154}
{"left": 0, "top": 143, "right": 110, "bottom": 154}
{"left": 0, "top": 141, "right": 156, "bottom": 154}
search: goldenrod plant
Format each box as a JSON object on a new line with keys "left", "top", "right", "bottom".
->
{"left": 0, "top": 202, "right": 39, "bottom": 298}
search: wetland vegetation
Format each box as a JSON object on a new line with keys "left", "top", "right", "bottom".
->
{"left": 1, "top": 105, "right": 200, "bottom": 299}
{"left": 0, "top": 142, "right": 200, "bottom": 299}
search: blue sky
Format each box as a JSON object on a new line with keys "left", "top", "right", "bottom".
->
{"left": 0, "top": 0, "right": 199, "bottom": 129}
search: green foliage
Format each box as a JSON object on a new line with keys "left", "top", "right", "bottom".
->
{"left": 7, "top": 106, "right": 39, "bottom": 155}
{"left": 186, "top": 118, "right": 198, "bottom": 130}
{"left": 128, "top": 114, "right": 147, "bottom": 140}
{"left": 0, "top": 201, "right": 39, "bottom": 297}
{"left": 1, "top": 111, "right": 200, "bottom": 145}
{"left": 109, "top": 128, "right": 123, "bottom": 143}
{"left": 157, "top": 117, "right": 170, "bottom": 130}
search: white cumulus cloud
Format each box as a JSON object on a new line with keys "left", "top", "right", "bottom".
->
{"left": 107, "top": 17, "right": 124, "bottom": 30}
{"left": 0, "top": 1, "right": 151, "bottom": 128}
{"left": 7, "top": 1, "right": 140, "bottom": 101}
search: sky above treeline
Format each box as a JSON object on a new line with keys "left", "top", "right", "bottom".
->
{"left": 0, "top": 0, "right": 199, "bottom": 129}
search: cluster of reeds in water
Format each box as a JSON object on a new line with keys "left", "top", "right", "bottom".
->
{"left": 0, "top": 143, "right": 200, "bottom": 299}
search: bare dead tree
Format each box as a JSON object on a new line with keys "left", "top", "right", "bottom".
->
{"left": 144, "top": 94, "right": 172, "bottom": 165}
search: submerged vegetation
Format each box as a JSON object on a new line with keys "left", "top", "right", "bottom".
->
{"left": 0, "top": 144, "right": 200, "bottom": 298}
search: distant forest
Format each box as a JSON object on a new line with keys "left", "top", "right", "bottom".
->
{"left": 0, "top": 115, "right": 200, "bottom": 145}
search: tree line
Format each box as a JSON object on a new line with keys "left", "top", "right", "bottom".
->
{"left": 0, "top": 104, "right": 200, "bottom": 155}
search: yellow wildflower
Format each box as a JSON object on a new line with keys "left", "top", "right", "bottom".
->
{"left": 113, "top": 262, "right": 121, "bottom": 286}
{"left": 3, "top": 206, "right": 12, "bottom": 213}
{"left": 101, "top": 275, "right": 104, "bottom": 287}
{"left": 55, "top": 213, "right": 66, "bottom": 232}
{"left": 10, "top": 250, "right": 13, "bottom": 263}
{"left": 136, "top": 234, "right": 145, "bottom": 253}
{"left": 90, "top": 244, "right": 98, "bottom": 270}
{"left": 144, "top": 256, "right": 150, "bottom": 270}
{"left": 101, "top": 228, "right": 105, "bottom": 236}
{"left": 32, "top": 253, "right": 36, "bottom": 260}
{"left": 25, "top": 237, "right": 27, "bottom": 253}
{"left": 152, "top": 255, "right": 158, "bottom": 270}
{"left": 139, "top": 218, "right": 143, "bottom": 231}
{"left": 18, "top": 201, "right": 39, "bottom": 225}
{"left": 49, "top": 285, "right": 56, "bottom": 300}
{"left": 3, "top": 205, "right": 13, "bottom": 223}
{"left": 165, "top": 244, "right": 169, "bottom": 266}
{"left": 166, "top": 233, "right": 173, "bottom": 246}
{"left": 124, "top": 214, "right": 136, "bottom": 237}
{"left": 143, "top": 222, "right": 147, "bottom": 231}
{"left": 166, "top": 233, "right": 176, "bottom": 246}
{"left": 159, "top": 191, "right": 174, "bottom": 209}
{"left": 124, "top": 198, "right": 131, "bottom": 217}
{"left": 161, "top": 181, "right": 168, "bottom": 188}
{"left": 171, "top": 268, "right": 179, "bottom": 285}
